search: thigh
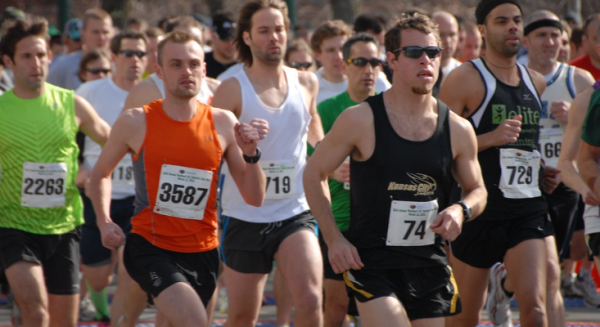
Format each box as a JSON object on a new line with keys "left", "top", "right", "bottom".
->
{"left": 445, "top": 256, "right": 489, "bottom": 322}
{"left": 153, "top": 282, "right": 207, "bottom": 327}
{"left": 504, "top": 238, "right": 547, "bottom": 309}
{"left": 5, "top": 261, "right": 48, "bottom": 310}
{"left": 48, "top": 293, "right": 78, "bottom": 327}
{"left": 44, "top": 228, "right": 80, "bottom": 295}
{"left": 274, "top": 229, "right": 323, "bottom": 299}
{"left": 222, "top": 264, "right": 268, "bottom": 320}
{"left": 356, "top": 296, "right": 411, "bottom": 327}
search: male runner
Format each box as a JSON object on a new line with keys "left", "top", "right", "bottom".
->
{"left": 316, "top": 32, "right": 384, "bottom": 327}
{"left": 87, "top": 30, "right": 268, "bottom": 327}
{"left": 570, "top": 14, "right": 600, "bottom": 79}
{"left": 123, "top": 17, "right": 220, "bottom": 111}
{"left": 211, "top": 1, "right": 325, "bottom": 326}
{"left": 304, "top": 13, "right": 487, "bottom": 327}
{"left": 48, "top": 8, "right": 113, "bottom": 90}
{"left": 456, "top": 22, "right": 482, "bottom": 63}
{"left": 0, "top": 17, "right": 110, "bottom": 327}
{"left": 488, "top": 10, "right": 595, "bottom": 326}
{"left": 440, "top": 1, "right": 560, "bottom": 326}
{"left": 431, "top": 11, "right": 462, "bottom": 82}
{"left": 77, "top": 30, "right": 150, "bottom": 326}
{"left": 205, "top": 11, "right": 237, "bottom": 79}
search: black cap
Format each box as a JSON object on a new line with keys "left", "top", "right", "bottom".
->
{"left": 212, "top": 12, "right": 236, "bottom": 41}
{"left": 476, "top": 0, "right": 523, "bottom": 25}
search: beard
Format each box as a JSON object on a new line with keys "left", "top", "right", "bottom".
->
{"left": 488, "top": 33, "right": 521, "bottom": 57}
{"left": 412, "top": 85, "right": 432, "bottom": 95}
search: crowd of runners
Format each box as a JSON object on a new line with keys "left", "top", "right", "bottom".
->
{"left": 1, "top": 0, "right": 600, "bottom": 326}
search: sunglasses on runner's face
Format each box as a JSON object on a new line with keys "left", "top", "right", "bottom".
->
{"left": 119, "top": 50, "right": 147, "bottom": 58}
{"left": 86, "top": 68, "right": 111, "bottom": 75}
{"left": 288, "top": 61, "right": 313, "bottom": 69}
{"left": 393, "top": 46, "right": 442, "bottom": 59}
{"left": 346, "top": 57, "right": 382, "bottom": 68}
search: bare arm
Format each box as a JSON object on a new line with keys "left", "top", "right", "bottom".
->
{"left": 74, "top": 95, "right": 110, "bottom": 147}
{"left": 211, "top": 78, "right": 242, "bottom": 118}
{"left": 431, "top": 113, "right": 487, "bottom": 240}
{"left": 299, "top": 71, "right": 325, "bottom": 147}
{"left": 214, "top": 109, "right": 267, "bottom": 206}
{"left": 577, "top": 141, "right": 600, "bottom": 200}
{"left": 121, "top": 77, "right": 162, "bottom": 114}
{"left": 86, "top": 109, "right": 145, "bottom": 249}
{"left": 304, "top": 104, "right": 371, "bottom": 273}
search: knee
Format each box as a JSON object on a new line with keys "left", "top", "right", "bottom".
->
{"left": 226, "top": 312, "right": 257, "bottom": 327}
{"left": 521, "top": 304, "right": 546, "bottom": 327}
{"left": 546, "top": 259, "right": 561, "bottom": 292}
{"left": 324, "top": 296, "right": 348, "bottom": 321}
{"left": 446, "top": 314, "right": 480, "bottom": 327}
{"left": 87, "top": 274, "right": 112, "bottom": 292}
{"left": 20, "top": 304, "right": 50, "bottom": 326}
{"left": 294, "top": 289, "right": 322, "bottom": 314}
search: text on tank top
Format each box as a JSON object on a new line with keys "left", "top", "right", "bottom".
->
{"left": 349, "top": 93, "right": 453, "bottom": 269}
{"left": 131, "top": 99, "right": 222, "bottom": 253}
{"left": 220, "top": 66, "right": 311, "bottom": 223}
{"left": 467, "top": 58, "right": 547, "bottom": 220}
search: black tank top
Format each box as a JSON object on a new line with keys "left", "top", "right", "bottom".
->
{"left": 349, "top": 93, "right": 453, "bottom": 269}
{"left": 467, "top": 59, "right": 547, "bottom": 220}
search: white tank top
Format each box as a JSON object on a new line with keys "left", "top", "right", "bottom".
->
{"left": 221, "top": 66, "right": 311, "bottom": 222}
{"left": 149, "top": 73, "right": 213, "bottom": 104}
{"left": 538, "top": 63, "right": 576, "bottom": 167}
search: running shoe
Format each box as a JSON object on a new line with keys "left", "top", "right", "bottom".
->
{"left": 78, "top": 296, "right": 97, "bottom": 322}
{"left": 561, "top": 273, "right": 581, "bottom": 299}
{"left": 574, "top": 272, "right": 600, "bottom": 308}
{"left": 487, "top": 262, "right": 514, "bottom": 327}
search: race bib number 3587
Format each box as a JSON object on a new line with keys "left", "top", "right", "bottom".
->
{"left": 154, "top": 164, "right": 213, "bottom": 220}
{"left": 21, "top": 162, "right": 67, "bottom": 208}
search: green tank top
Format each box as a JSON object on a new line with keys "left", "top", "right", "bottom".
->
{"left": 581, "top": 85, "right": 600, "bottom": 146}
{"left": 0, "top": 83, "right": 83, "bottom": 234}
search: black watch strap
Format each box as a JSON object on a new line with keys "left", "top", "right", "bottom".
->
{"left": 243, "top": 147, "right": 261, "bottom": 164}
{"left": 456, "top": 200, "right": 472, "bottom": 222}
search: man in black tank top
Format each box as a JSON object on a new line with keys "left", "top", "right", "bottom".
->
{"left": 305, "top": 13, "right": 487, "bottom": 327}
{"left": 440, "top": 1, "right": 562, "bottom": 326}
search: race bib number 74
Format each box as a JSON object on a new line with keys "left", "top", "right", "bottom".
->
{"left": 154, "top": 164, "right": 213, "bottom": 220}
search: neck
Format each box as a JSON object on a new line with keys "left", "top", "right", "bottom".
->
{"left": 112, "top": 75, "right": 139, "bottom": 92}
{"left": 441, "top": 56, "right": 451, "bottom": 69}
{"left": 246, "top": 59, "right": 286, "bottom": 83}
{"left": 13, "top": 82, "right": 44, "bottom": 99}
{"left": 590, "top": 52, "right": 600, "bottom": 69}
{"left": 528, "top": 60, "right": 558, "bottom": 76}
{"left": 213, "top": 50, "right": 235, "bottom": 66}
{"left": 161, "top": 94, "right": 198, "bottom": 121}
{"left": 482, "top": 51, "right": 519, "bottom": 81}
{"left": 385, "top": 83, "right": 434, "bottom": 116}
{"left": 322, "top": 68, "right": 346, "bottom": 83}
{"left": 347, "top": 86, "right": 374, "bottom": 104}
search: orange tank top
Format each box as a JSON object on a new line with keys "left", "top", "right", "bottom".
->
{"left": 131, "top": 99, "right": 222, "bottom": 252}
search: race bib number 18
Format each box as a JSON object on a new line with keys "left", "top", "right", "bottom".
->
{"left": 111, "top": 156, "right": 134, "bottom": 192}
{"left": 386, "top": 199, "right": 438, "bottom": 246}
{"left": 499, "top": 148, "right": 541, "bottom": 199}
{"left": 154, "top": 164, "right": 213, "bottom": 220}
{"left": 21, "top": 162, "right": 67, "bottom": 208}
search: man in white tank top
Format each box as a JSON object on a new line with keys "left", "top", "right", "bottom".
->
{"left": 211, "top": 1, "right": 325, "bottom": 326}
{"left": 486, "top": 10, "right": 596, "bottom": 327}
{"left": 121, "top": 18, "right": 221, "bottom": 112}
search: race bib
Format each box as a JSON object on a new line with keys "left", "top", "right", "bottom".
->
{"left": 154, "top": 164, "right": 213, "bottom": 220}
{"left": 499, "top": 148, "right": 541, "bottom": 199}
{"left": 539, "top": 127, "right": 563, "bottom": 168}
{"left": 111, "top": 156, "right": 134, "bottom": 192}
{"left": 261, "top": 161, "right": 298, "bottom": 200}
{"left": 386, "top": 199, "right": 438, "bottom": 246}
{"left": 583, "top": 205, "right": 600, "bottom": 235}
{"left": 21, "top": 162, "right": 67, "bottom": 208}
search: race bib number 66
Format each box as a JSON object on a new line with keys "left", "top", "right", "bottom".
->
{"left": 154, "top": 164, "right": 213, "bottom": 220}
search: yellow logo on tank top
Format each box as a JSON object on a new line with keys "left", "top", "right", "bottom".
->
{"left": 387, "top": 172, "right": 437, "bottom": 196}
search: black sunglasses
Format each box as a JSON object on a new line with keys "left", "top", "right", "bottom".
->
{"left": 393, "top": 46, "right": 442, "bottom": 59}
{"left": 346, "top": 57, "right": 382, "bottom": 68}
{"left": 86, "top": 68, "right": 111, "bottom": 75}
{"left": 287, "top": 61, "right": 313, "bottom": 69}
{"left": 119, "top": 50, "right": 147, "bottom": 58}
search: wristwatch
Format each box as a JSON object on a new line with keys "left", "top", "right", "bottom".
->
{"left": 243, "top": 147, "right": 261, "bottom": 164}
{"left": 456, "top": 200, "right": 472, "bottom": 222}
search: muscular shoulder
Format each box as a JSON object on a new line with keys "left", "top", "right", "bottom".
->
{"left": 211, "top": 107, "right": 237, "bottom": 126}
{"left": 297, "top": 70, "right": 318, "bottom": 93}
{"left": 205, "top": 77, "right": 221, "bottom": 94}
{"left": 211, "top": 77, "right": 242, "bottom": 114}
{"left": 335, "top": 101, "right": 373, "bottom": 130}
{"left": 117, "top": 107, "right": 146, "bottom": 127}
{"left": 524, "top": 67, "right": 546, "bottom": 94}
{"left": 572, "top": 67, "right": 595, "bottom": 94}
{"left": 440, "top": 63, "right": 484, "bottom": 114}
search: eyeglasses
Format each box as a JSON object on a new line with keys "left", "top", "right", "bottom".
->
{"left": 119, "top": 50, "right": 147, "bottom": 58}
{"left": 86, "top": 68, "right": 111, "bottom": 75}
{"left": 392, "top": 46, "right": 442, "bottom": 59}
{"left": 346, "top": 57, "right": 382, "bottom": 68}
{"left": 287, "top": 61, "right": 313, "bottom": 70}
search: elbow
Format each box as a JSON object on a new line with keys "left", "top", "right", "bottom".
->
{"left": 244, "top": 193, "right": 264, "bottom": 207}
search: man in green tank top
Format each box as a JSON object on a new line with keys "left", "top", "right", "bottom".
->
{"left": 0, "top": 17, "right": 110, "bottom": 327}
{"left": 314, "top": 32, "right": 383, "bottom": 327}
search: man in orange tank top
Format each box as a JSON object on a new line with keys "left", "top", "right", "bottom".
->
{"left": 86, "top": 31, "right": 268, "bottom": 327}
